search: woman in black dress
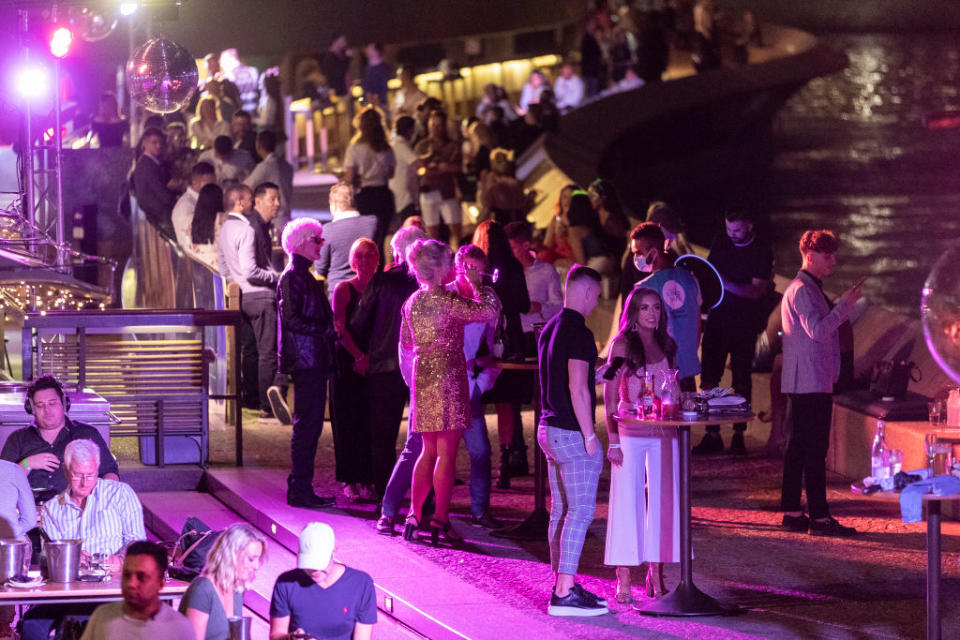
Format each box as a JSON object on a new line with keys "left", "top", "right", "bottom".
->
{"left": 331, "top": 238, "right": 381, "bottom": 501}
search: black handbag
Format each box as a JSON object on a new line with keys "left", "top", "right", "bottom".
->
{"left": 167, "top": 517, "right": 222, "bottom": 581}
{"left": 869, "top": 359, "right": 921, "bottom": 399}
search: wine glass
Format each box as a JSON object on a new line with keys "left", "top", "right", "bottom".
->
{"left": 925, "top": 433, "right": 939, "bottom": 471}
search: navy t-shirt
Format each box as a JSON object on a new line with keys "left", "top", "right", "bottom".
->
{"left": 538, "top": 308, "right": 597, "bottom": 431}
{"left": 270, "top": 567, "right": 377, "bottom": 640}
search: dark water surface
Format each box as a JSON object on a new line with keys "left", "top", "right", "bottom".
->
{"left": 765, "top": 32, "right": 960, "bottom": 316}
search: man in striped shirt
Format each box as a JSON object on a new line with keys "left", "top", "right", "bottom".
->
{"left": 22, "top": 439, "right": 146, "bottom": 640}
{"left": 41, "top": 439, "right": 145, "bottom": 563}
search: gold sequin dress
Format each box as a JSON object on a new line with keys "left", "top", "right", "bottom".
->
{"left": 400, "top": 285, "right": 499, "bottom": 433}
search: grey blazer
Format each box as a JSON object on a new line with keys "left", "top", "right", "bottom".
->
{"left": 780, "top": 270, "right": 854, "bottom": 394}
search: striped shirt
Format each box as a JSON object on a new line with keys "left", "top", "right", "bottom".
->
{"left": 41, "top": 478, "right": 146, "bottom": 555}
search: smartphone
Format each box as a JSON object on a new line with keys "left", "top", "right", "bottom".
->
{"left": 602, "top": 356, "right": 626, "bottom": 380}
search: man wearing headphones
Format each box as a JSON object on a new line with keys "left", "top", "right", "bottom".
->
{"left": 0, "top": 376, "right": 118, "bottom": 499}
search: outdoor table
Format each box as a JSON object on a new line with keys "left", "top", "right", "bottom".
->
{"left": 487, "top": 358, "right": 547, "bottom": 541}
{"left": 0, "top": 576, "right": 189, "bottom": 607}
{"left": 869, "top": 489, "right": 960, "bottom": 640}
{"left": 614, "top": 411, "right": 755, "bottom": 617}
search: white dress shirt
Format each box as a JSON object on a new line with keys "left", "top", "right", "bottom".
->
{"left": 520, "top": 259, "right": 564, "bottom": 333}
{"left": 41, "top": 478, "right": 145, "bottom": 555}
{"left": 389, "top": 136, "right": 419, "bottom": 212}
{"left": 171, "top": 187, "right": 199, "bottom": 249}
{"left": 553, "top": 75, "right": 585, "bottom": 111}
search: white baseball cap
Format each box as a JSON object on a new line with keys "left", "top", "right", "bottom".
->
{"left": 297, "top": 522, "right": 335, "bottom": 570}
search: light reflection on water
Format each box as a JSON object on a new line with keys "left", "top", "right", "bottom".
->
{"left": 768, "top": 33, "right": 960, "bottom": 316}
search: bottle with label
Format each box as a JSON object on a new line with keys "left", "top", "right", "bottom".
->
{"left": 642, "top": 371, "right": 657, "bottom": 420}
{"left": 870, "top": 420, "right": 890, "bottom": 481}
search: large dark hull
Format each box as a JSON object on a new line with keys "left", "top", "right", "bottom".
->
{"left": 542, "top": 25, "right": 846, "bottom": 230}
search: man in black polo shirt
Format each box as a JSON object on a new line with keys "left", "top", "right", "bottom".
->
{"left": 537, "top": 265, "right": 608, "bottom": 617}
{"left": 694, "top": 209, "right": 775, "bottom": 455}
{"left": 0, "top": 376, "right": 118, "bottom": 500}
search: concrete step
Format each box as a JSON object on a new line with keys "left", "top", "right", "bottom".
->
{"left": 140, "top": 490, "right": 289, "bottom": 624}
{"left": 141, "top": 489, "right": 426, "bottom": 640}
{"left": 205, "top": 467, "right": 565, "bottom": 640}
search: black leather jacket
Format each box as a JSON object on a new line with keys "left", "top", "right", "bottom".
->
{"left": 349, "top": 263, "right": 418, "bottom": 375}
{"left": 277, "top": 253, "right": 336, "bottom": 373}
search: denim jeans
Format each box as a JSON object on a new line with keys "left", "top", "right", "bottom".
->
{"left": 380, "top": 429, "right": 422, "bottom": 520}
{"left": 462, "top": 383, "right": 492, "bottom": 518}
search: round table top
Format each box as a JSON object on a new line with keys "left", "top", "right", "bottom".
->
{"left": 613, "top": 412, "right": 756, "bottom": 427}
{"left": 487, "top": 358, "right": 538, "bottom": 371}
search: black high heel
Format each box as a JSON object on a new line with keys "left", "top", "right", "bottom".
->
{"left": 402, "top": 514, "right": 420, "bottom": 541}
{"left": 428, "top": 518, "right": 461, "bottom": 546}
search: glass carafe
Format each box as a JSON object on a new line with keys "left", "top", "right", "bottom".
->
{"left": 659, "top": 369, "right": 680, "bottom": 420}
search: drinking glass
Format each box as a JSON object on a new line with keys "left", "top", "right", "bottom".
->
{"left": 928, "top": 401, "right": 943, "bottom": 427}
{"left": 889, "top": 449, "right": 903, "bottom": 475}
{"left": 933, "top": 442, "right": 952, "bottom": 476}
{"left": 925, "top": 433, "right": 939, "bottom": 470}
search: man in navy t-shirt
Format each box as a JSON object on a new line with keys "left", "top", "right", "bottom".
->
{"left": 537, "top": 265, "right": 608, "bottom": 618}
{"left": 270, "top": 522, "right": 377, "bottom": 640}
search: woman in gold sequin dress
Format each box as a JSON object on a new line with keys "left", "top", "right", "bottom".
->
{"left": 399, "top": 239, "right": 499, "bottom": 544}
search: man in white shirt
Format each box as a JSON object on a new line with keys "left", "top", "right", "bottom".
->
{"left": 244, "top": 130, "right": 294, "bottom": 233}
{"left": 388, "top": 116, "right": 419, "bottom": 228}
{"left": 80, "top": 541, "right": 194, "bottom": 639}
{"left": 505, "top": 221, "right": 564, "bottom": 343}
{"left": 553, "top": 63, "right": 585, "bottom": 113}
{"left": 171, "top": 161, "right": 216, "bottom": 249}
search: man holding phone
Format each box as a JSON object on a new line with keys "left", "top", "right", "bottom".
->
{"left": 537, "top": 266, "right": 608, "bottom": 617}
{"left": 780, "top": 229, "right": 863, "bottom": 537}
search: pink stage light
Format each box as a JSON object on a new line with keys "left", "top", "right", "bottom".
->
{"left": 16, "top": 67, "right": 48, "bottom": 99}
{"left": 49, "top": 27, "right": 73, "bottom": 59}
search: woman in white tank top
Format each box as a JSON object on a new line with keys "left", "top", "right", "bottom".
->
{"left": 602, "top": 286, "right": 682, "bottom": 604}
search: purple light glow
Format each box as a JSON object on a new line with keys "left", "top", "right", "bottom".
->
{"left": 15, "top": 66, "right": 47, "bottom": 99}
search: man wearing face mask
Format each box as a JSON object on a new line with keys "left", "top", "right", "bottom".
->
{"left": 694, "top": 209, "right": 775, "bottom": 455}
{"left": 628, "top": 222, "right": 702, "bottom": 393}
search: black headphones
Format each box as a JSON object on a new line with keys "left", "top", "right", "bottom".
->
{"left": 24, "top": 375, "right": 71, "bottom": 415}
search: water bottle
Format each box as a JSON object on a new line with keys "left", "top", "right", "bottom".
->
{"left": 870, "top": 420, "right": 890, "bottom": 480}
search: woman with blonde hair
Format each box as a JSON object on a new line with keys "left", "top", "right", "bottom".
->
{"left": 180, "top": 523, "right": 268, "bottom": 639}
{"left": 602, "top": 287, "right": 681, "bottom": 603}
{"left": 399, "top": 239, "right": 499, "bottom": 544}
{"left": 190, "top": 96, "right": 230, "bottom": 150}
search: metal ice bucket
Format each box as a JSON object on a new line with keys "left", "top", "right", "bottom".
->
{"left": 44, "top": 539, "right": 82, "bottom": 583}
{"left": 0, "top": 539, "right": 29, "bottom": 581}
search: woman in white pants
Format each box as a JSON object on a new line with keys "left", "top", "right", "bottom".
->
{"left": 603, "top": 287, "right": 681, "bottom": 604}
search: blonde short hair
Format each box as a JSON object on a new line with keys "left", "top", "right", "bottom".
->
{"left": 390, "top": 226, "right": 426, "bottom": 265}
{"left": 349, "top": 237, "right": 379, "bottom": 267}
{"left": 203, "top": 523, "right": 268, "bottom": 593}
{"left": 328, "top": 182, "right": 355, "bottom": 212}
{"left": 406, "top": 238, "right": 451, "bottom": 284}
{"left": 281, "top": 217, "right": 324, "bottom": 257}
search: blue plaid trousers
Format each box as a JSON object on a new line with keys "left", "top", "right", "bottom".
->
{"left": 538, "top": 424, "right": 604, "bottom": 575}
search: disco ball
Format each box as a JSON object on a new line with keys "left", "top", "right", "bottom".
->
{"left": 922, "top": 246, "right": 960, "bottom": 384}
{"left": 125, "top": 38, "right": 198, "bottom": 114}
{"left": 76, "top": 7, "right": 118, "bottom": 42}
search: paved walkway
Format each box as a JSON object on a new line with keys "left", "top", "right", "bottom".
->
{"left": 116, "top": 399, "right": 960, "bottom": 639}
